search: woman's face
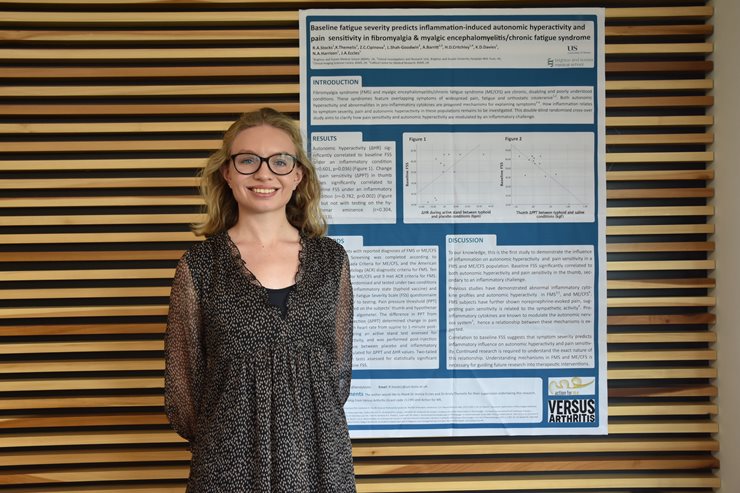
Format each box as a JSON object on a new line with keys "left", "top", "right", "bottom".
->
{"left": 222, "top": 124, "right": 304, "bottom": 217}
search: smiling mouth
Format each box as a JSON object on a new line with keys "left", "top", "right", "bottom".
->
{"left": 250, "top": 188, "right": 278, "bottom": 194}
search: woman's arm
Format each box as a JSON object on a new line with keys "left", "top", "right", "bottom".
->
{"left": 335, "top": 250, "right": 354, "bottom": 406}
{"left": 164, "top": 256, "right": 205, "bottom": 442}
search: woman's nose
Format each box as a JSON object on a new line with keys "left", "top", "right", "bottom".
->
{"left": 252, "top": 159, "right": 274, "bottom": 179}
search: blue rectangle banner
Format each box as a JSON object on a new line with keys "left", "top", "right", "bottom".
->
{"left": 300, "top": 8, "right": 607, "bottom": 437}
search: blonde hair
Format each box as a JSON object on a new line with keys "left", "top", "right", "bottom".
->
{"left": 193, "top": 108, "right": 327, "bottom": 238}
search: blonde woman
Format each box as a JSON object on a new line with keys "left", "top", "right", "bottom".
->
{"left": 165, "top": 108, "right": 355, "bottom": 491}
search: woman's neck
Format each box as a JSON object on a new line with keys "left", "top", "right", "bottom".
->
{"left": 228, "top": 212, "right": 299, "bottom": 249}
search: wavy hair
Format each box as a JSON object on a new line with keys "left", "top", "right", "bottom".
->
{"left": 192, "top": 108, "right": 327, "bottom": 238}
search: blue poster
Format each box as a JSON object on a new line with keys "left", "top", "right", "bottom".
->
{"left": 300, "top": 8, "right": 607, "bottom": 437}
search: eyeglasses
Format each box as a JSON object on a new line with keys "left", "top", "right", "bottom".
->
{"left": 229, "top": 152, "right": 299, "bottom": 176}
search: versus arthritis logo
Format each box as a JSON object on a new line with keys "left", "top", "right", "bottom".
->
{"left": 547, "top": 376, "right": 596, "bottom": 423}
{"left": 547, "top": 398, "right": 596, "bottom": 423}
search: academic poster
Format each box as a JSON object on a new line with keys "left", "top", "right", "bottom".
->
{"left": 300, "top": 8, "right": 607, "bottom": 437}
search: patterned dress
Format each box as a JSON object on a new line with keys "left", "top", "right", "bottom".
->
{"left": 164, "top": 231, "right": 356, "bottom": 492}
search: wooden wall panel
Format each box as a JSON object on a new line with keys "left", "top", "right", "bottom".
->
{"left": 0, "top": 0, "right": 717, "bottom": 491}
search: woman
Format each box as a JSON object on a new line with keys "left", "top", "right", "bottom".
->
{"left": 164, "top": 108, "right": 355, "bottom": 492}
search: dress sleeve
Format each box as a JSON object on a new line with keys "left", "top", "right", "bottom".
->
{"left": 164, "top": 256, "right": 205, "bottom": 443}
{"left": 335, "top": 250, "right": 354, "bottom": 406}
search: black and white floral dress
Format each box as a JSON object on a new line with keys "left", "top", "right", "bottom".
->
{"left": 164, "top": 231, "right": 355, "bottom": 492}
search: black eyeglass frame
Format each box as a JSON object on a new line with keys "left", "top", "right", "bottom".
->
{"left": 229, "top": 152, "right": 300, "bottom": 176}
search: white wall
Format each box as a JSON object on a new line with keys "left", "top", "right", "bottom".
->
{"left": 712, "top": 1, "right": 740, "bottom": 491}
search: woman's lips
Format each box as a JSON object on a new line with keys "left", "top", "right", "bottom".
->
{"left": 249, "top": 187, "right": 278, "bottom": 195}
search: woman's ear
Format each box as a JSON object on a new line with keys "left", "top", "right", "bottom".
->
{"left": 293, "top": 166, "right": 304, "bottom": 189}
{"left": 221, "top": 164, "right": 231, "bottom": 186}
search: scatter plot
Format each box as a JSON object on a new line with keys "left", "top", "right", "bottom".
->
{"left": 403, "top": 132, "right": 595, "bottom": 223}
